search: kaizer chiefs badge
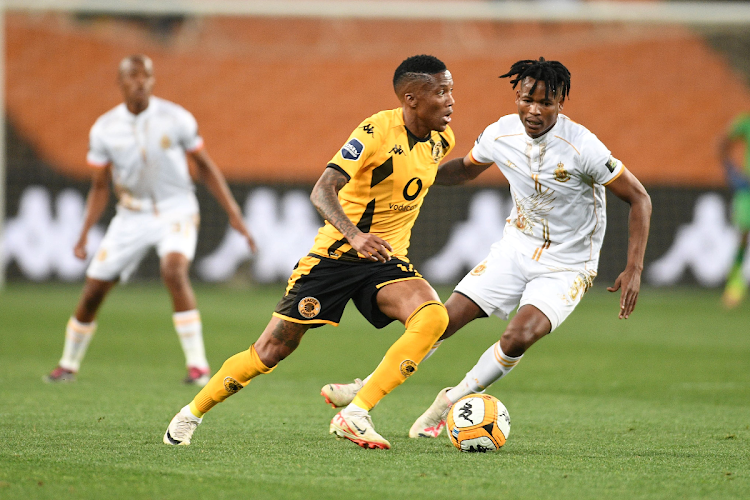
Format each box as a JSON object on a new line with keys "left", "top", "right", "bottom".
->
{"left": 160, "top": 134, "right": 172, "bottom": 149}
{"left": 223, "top": 376, "right": 244, "bottom": 394}
{"left": 431, "top": 141, "right": 444, "bottom": 163}
{"left": 554, "top": 162, "right": 571, "bottom": 182}
{"left": 400, "top": 359, "right": 417, "bottom": 378}
{"left": 298, "top": 297, "right": 321, "bottom": 319}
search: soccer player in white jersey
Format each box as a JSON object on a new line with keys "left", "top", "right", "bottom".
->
{"left": 320, "top": 57, "right": 651, "bottom": 438}
{"left": 44, "top": 54, "right": 256, "bottom": 386}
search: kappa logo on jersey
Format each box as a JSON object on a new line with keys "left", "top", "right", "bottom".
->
{"left": 554, "top": 162, "right": 571, "bottom": 182}
{"left": 475, "top": 131, "right": 484, "bottom": 144}
{"left": 605, "top": 156, "right": 619, "bottom": 173}
{"left": 298, "top": 296, "right": 321, "bottom": 319}
{"left": 389, "top": 144, "right": 404, "bottom": 155}
{"left": 362, "top": 124, "right": 375, "bottom": 136}
{"left": 341, "top": 138, "right": 365, "bottom": 161}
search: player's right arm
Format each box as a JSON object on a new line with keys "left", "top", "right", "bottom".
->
{"left": 310, "top": 168, "right": 393, "bottom": 262}
{"left": 313, "top": 113, "right": 395, "bottom": 262}
{"left": 74, "top": 165, "right": 111, "bottom": 260}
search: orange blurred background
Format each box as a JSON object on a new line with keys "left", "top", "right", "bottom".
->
{"left": 7, "top": 13, "right": 750, "bottom": 185}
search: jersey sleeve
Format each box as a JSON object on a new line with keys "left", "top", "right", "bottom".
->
{"left": 468, "top": 123, "right": 498, "bottom": 165}
{"left": 177, "top": 109, "right": 204, "bottom": 153}
{"left": 327, "top": 118, "right": 380, "bottom": 180}
{"left": 86, "top": 123, "right": 110, "bottom": 167}
{"left": 579, "top": 133, "right": 622, "bottom": 185}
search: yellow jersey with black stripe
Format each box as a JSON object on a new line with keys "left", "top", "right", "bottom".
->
{"left": 309, "top": 108, "right": 455, "bottom": 261}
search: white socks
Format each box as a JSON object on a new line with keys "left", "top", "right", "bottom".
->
{"left": 173, "top": 310, "right": 209, "bottom": 369}
{"left": 59, "top": 317, "right": 97, "bottom": 372}
{"left": 58, "top": 311, "right": 208, "bottom": 372}
{"left": 446, "top": 341, "right": 523, "bottom": 404}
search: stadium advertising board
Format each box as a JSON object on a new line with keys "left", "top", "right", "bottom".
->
{"left": 1, "top": 177, "right": 738, "bottom": 288}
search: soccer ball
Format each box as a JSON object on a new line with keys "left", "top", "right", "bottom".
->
{"left": 446, "top": 394, "right": 510, "bottom": 452}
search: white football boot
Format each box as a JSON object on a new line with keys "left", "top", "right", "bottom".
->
{"left": 409, "top": 387, "right": 453, "bottom": 438}
{"left": 320, "top": 378, "right": 363, "bottom": 408}
{"left": 163, "top": 405, "right": 202, "bottom": 446}
{"left": 330, "top": 409, "right": 391, "bottom": 450}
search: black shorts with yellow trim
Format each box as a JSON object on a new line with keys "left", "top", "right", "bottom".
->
{"left": 273, "top": 253, "right": 424, "bottom": 329}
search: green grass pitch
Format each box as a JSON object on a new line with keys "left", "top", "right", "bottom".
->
{"left": 0, "top": 283, "right": 748, "bottom": 499}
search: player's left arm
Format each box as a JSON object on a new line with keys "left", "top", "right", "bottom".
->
{"left": 435, "top": 153, "right": 493, "bottom": 186}
{"left": 604, "top": 168, "right": 652, "bottom": 319}
{"left": 189, "top": 148, "right": 257, "bottom": 253}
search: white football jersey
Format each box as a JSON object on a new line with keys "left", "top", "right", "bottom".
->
{"left": 470, "top": 113, "right": 624, "bottom": 268}
{"left": 86, "top": 96, "right": 203, "bottom": 214}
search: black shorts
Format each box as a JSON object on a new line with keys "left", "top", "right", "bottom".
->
{"left": 273, "top": 253, "right": 424, "bottom": 329}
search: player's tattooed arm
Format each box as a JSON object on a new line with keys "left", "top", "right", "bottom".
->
{"left": 435, "top": 154, "right": 493, "bottom": 186}
{"left": 310, "top": 167, "right": 392, "bottom": 262}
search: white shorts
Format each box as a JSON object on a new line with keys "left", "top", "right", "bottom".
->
{"left": 454, "top": 238, "right": 597, "bottom": 332}
{"left": 86, "top": 206, "right": 199, "bottom": 282}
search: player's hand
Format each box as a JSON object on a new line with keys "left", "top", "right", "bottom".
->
{"left": 73, "top": 235, "right": 88, "bottom": 260}
{"left": 229, "top": 214, "right": 257, "bottom": 253}
{"left": 607, "top": 266, "right": 642, "bottom": 319}
{"left": 350, "top": 233, "right": 393, "bottom": 262}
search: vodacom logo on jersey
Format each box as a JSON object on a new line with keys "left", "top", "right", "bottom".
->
{"left": 389, "top": 177, "right": 423, "bottom": 212}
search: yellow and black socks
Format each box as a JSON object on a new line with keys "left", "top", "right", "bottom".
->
{"left": 189, "top": 344, "right": 274, "bottom": 417}
{"left": 352, "top": 301, "right": 448, "bottom": 410}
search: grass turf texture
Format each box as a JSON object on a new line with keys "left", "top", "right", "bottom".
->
{"left": 0, "top": 283, "right": 748, "bottom": 499}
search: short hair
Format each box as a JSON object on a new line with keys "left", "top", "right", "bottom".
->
{"left": 119, "top": 54, "right": 153, "bottom": 75}
{"left": 499, "top": 57, "right": 570, "bottom": 100}
{"left": 393, "top": 55, "right": 447, "bottom": 93}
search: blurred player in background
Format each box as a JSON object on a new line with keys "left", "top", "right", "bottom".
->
{"left": 719, "top": 113, "right": 750, "bottom": 308}
{"left": 44, "top": 54, "right": 256, "bottom": 385}
{"left": 163, "top": 54, "right": 454, "bottom": 450}
{"left": 322, "top": 57, "right": 652, "bottom": 439}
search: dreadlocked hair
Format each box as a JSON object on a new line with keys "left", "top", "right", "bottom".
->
{"left": 499, "top": 57, "right": 571, "bottom": 100}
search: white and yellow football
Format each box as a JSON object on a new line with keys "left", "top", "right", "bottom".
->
{"left": 446, "top": 394, "right": 510, "bottom": 452}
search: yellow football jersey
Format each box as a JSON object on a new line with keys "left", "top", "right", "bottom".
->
{"left": 309, "top": 108, "right": 455, "bottom": 261}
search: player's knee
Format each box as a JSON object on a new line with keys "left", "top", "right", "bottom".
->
{"left": 161, "top": 263, "right": 188, "bottom": 288}
{"left": 409, "top": 302, "right": 449, "bottom": 340}
{"left": 501, "top": 323, "right": 546, "bottom": 356}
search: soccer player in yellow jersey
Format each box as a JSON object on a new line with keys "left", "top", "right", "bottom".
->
{"left": 164, "top": 55, "right": 455, "bottom": 449}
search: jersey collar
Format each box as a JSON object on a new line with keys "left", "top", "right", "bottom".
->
{"left": 523, "top": 113, "right": 563, "bottom": 143}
